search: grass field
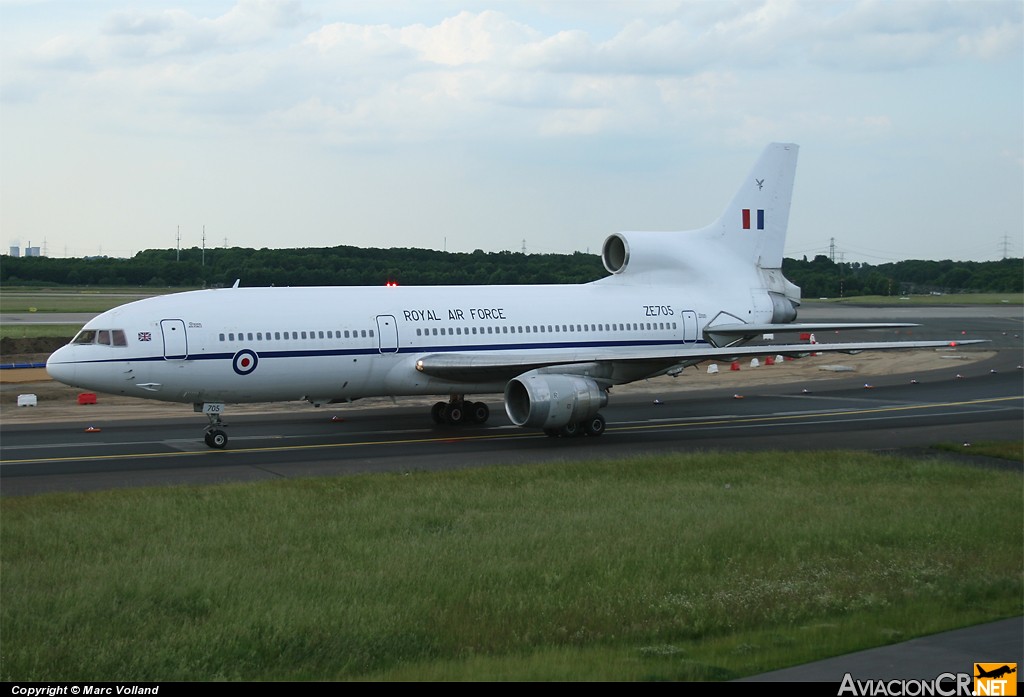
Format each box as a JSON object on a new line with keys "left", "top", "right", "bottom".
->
{"left": 2, "top": 451, "right": 1020, "bottom": 681}
{"left": 933, "top": 441, "right": 1023, "bottom": 461}
{"left": 0, "top": 323, "right": 82, "bottom": 340}
{"left": 0, "top": 289, "right": 174, "bottom": 314}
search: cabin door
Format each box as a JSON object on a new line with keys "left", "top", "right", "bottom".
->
{"left": 160, "top": 319, "right": 188, "bottom": 359}
{"left": 680, "top": 310, "right": 698, "bottom": 343}
{"left": 376, "top": 315, "right": 399, "bottom": 354}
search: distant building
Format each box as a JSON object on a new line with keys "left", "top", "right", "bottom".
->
{"left": 25, "top": 246, "right": 41, "bottom": 257}
{"left": 8, "top": 246, "right": 19, "bottom": 257}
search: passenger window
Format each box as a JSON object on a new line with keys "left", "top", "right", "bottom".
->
{"left": 219, "top": 333, "right": 225, "bottom": 341}
{"left": 229, "top": 333, "right": 235, "bottom": 341}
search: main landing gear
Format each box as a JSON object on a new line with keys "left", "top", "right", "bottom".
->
{"left": 431, "top": 394, "right": 490, "bottom": 426}
{"left": 543, "top": 413, "right": 606, "bottom": 439}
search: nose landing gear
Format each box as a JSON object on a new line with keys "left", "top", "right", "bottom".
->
{"left": 204, "top": 426, "right": 228, "bottom": 449}
{"left": 198, "top": 403, "right": 229, "bottom": 449}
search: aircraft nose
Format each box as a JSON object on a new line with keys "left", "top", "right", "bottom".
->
{"left": 45, "top": 346, "right": 77, "bottom": 385}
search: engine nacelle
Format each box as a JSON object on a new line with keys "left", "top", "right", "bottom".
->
{"left": 504, "top": 371, "right": 608, "bottom": 429}
{"left": 602, "top": 231, "right": 689, "bottom": 276}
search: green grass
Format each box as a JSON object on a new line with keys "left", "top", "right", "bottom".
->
{"left": 820, "top": 293, "right": 1023, "bottom": 306}
{"left": 0, "top": 324, "right": 82, "bottom": 340}
{"left": 0, "top": 289, "right": 175, "bottom": 314}
{"left": 933, "top": 440, "right": 1023, "bottom": 462}
{"left": 2, "top": 452, "right": 1020, "bottom": 681}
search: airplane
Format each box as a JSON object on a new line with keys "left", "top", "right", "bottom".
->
{"left": 976, "top": 665, "right": 1017, "bottom": 680}
{"left": 46, "top": 143, "right": 984, "bottom": 448}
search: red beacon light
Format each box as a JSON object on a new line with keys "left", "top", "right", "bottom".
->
{"left": 385, "top": 278, "right": 399, "bottom": 287}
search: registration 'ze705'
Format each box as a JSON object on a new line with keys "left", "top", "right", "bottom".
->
{"left": 46, "top": 143, "right": 983, "bottom": 448}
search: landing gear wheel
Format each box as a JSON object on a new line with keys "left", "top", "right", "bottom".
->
{"left": 584, "top": 413, "right": 606, "bottom": 437}
{"left": 470, "top": 401, "right": 490, "bottom": 424}
{"left": 444, "top": 404, "right": 465, "bottom": 424}
{"left": 206, "top": 429, "right": 228, "bottom": 449}
{"left": 559, "top": 421, "right": 582, "bottom": 438}
{"left": 201, "top": 404, "right": 229, "bottom": 449}
{"left": 431, "top": 402, "right": 446, "bottom": 424}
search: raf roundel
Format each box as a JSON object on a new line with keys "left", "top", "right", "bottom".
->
{"left": 232, "top": 349, "right": 259, "bottom": 376}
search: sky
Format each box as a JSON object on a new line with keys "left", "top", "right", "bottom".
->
{"left": 1, "top": 0, "right": 1021, "bottom": 263}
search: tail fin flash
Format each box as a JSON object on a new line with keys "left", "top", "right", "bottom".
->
{"left": 713, "top": 142, "right": 798, "bottom": 268}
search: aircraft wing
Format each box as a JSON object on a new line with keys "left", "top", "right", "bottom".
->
{"left": 704, "top": 322, "right": 918, "bottom": 345}
{"left": 414, "top": 339, "right": 988, "bottom": 382}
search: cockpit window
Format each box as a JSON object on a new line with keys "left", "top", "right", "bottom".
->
{"left": 71, "top": 329, "right": 128, "bottom": 347}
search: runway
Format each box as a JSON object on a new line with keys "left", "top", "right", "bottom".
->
{"left": 2, "top": 346, "right": 1020, "bottom": 496}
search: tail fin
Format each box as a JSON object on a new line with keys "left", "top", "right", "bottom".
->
{"left": 599, "top": 142, "right": 798, "bottom": 282}
{"left": 709, "top": 142, "right": 798, "bottom": 268}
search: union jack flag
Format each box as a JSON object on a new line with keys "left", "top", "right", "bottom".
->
{"left": 138, "top": 332, "right": 151, "bottom": 342}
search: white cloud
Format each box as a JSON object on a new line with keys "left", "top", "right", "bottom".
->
{"left": 958, "top": 19, "right": 1022, "bottom": 60}
{"left": 1, "top": 1, "right": 1020, "bottom": 261}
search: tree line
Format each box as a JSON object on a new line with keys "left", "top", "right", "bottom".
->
{"left": 1, "top": 245, "right": 1020, "bottom": 295}
{"left": 782, "top": 255, "right": 1022, "bottom": 297}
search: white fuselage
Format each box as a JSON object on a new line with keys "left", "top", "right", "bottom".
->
{"left": 45, "top": 276, "right": 763, "bottom": 405}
